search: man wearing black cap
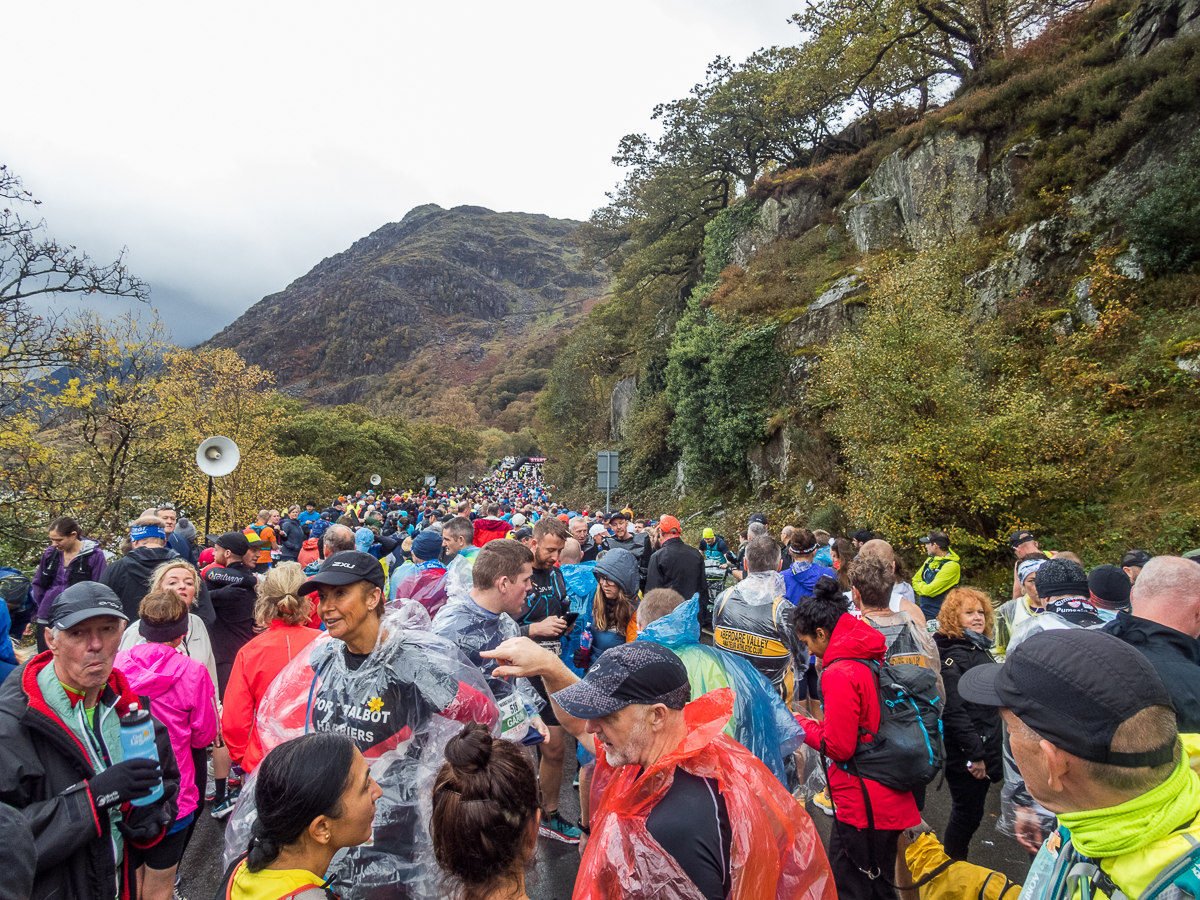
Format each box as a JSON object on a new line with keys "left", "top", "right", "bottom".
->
{"left": 0, "top": 583, "right": 180, "bottom": 900}
{"left": 203, "top": 532, "right": 259, "bottom": 696}
{"left": 1121, "top": 549, "right": 1154, "bottom": 585}
{"left": 605, "top": 510, "right": 649, "bottom": 589}
{"left": 912, "top": 530, "right": 961, "bottom": 619}
{"left": 959, "top": 629, "right": 1200, "bottom": 900}
{"left": 1008, "top": 530, "right": 1043, "bottom": 599}
{"left": 480, "top": 636, "right": 835, "bottom": 900}
{"left": 1105, "top": 556, "right": 1200, "bottom": 732}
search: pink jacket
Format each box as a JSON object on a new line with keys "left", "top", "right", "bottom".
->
{"left": 115, "top": 641, "right": 218, "bottom": 819}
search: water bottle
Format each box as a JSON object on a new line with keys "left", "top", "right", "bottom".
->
{"left": 573, "top": 626, "right": 593, "bottom": 671}
{"left": 119, "top": 703, "right": 163, "bottom": 807}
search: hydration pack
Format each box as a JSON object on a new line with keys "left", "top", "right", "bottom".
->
{"left": 0, "top": 567, "right": 32, "bottom": 616}
{"left": 831, "top": 657, "right": 945, "bottom": 791}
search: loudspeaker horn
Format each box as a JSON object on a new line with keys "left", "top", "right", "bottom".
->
{"left": 370, "top": 474, "right": 382, "bottom": 486}
{"left": 196, "top": 436, "right": 241, "bottom": 477}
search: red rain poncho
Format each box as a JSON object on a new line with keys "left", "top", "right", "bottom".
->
{"left": 580, "top": 688, "right": 836, "bottom": 900}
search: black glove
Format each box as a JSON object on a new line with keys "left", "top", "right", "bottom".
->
{"left": 88, "top": 758, "right": 162, "bottom": 810}
{"left": 118, "top": 796, "right": 176, "bottom": 844}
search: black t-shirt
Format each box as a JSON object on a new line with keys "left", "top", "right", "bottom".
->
{"left": 518, "top": 566, "right": 567, "bottom": 649}
{"left": 645, "top": 770, "right": 732, "bottom": 900}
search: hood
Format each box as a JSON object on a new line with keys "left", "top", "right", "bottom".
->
{"left": 115, "top": 642, "right": 194, "bottom": 697}
{"left": 824, "top": 612, "right": 887, "bottom": 665}
{"left": 943, "top": 549, "right": 961, "bottom": 563}
{"left": 638, "top": 595, "right": 700, "bottom": 648}
{"left": 1107, "top": 611, "right": 1200, "bottom": 663}
{"left": 593, "top": 548, "right": 639, "bottom": 599}
{"left": 130, "top": 546, "right": 179, "bottom": 565}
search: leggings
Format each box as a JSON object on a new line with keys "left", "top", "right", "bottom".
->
{"left": 943, "top": 764, "right": 994, "bottom": 861}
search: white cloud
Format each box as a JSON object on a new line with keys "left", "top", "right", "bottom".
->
{"left": 4, "top": 0, "right": 800, "bottom": 345}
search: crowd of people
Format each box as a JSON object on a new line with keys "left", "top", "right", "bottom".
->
{"left": 3, "top": 463, "right": 1200, "bottom": 900}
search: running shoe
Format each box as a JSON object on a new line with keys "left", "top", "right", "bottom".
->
{"left": 539, "top": 810, "right": 582, "bottom": 844}
{"left": 811, "top": 789, "right": 834, "bottom": 816}
{"left": 210, "top": 789, "right": 240, "bottom": 820}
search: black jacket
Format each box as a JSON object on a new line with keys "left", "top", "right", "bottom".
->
{"left": 933, "top": 632, "right": 1003, "bottom": 778}
{"left": 278, "top": 518, "right": 305, "bottom": 560}
{"left": 646, "top": 537, "right": 711, "bottom": 628}
{"left": 0, "top": 653, "right": 180, "bottom": 900}
{"left": 100, "top": 546, "right": 216, "bottom": 630}
{"left": 203, "top": 562, "right": 258, "bottom": 694}
{"left": 1105, "top": 611, "right": 1200, "bottom": 732}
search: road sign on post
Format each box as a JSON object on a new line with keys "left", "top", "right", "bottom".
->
{"left": 597, "top": 451, "right": 619, "bottom": 512}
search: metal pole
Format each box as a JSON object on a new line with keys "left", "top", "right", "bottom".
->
{"left": 203, "top": 475, "right": 214, "bottom": 541}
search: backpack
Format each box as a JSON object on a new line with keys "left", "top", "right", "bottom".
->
{"left": 829, "top": 657, "right": 945, "bottom": 792}
{"left": 0, "top": 567, "right": 32, "bottom": 616}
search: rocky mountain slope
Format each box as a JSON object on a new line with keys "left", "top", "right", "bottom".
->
{"left": 204, "top": 204, "right": 609, "bottom": 408}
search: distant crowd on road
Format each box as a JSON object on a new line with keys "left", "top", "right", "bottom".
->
{"left": 4, "top": 463, "right": 1200, "bottom": 900}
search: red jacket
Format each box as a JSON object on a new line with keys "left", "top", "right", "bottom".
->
{"left": 801, "top": 613, "right": 920, "bottom": 830}
{"left": 472, "top": 518, "right": 511, "bottom": 547}
{"left": 221, "top": 621, "right": 321, "bottom": 773}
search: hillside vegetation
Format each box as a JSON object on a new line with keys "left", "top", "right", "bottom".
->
{"left": 537, "top": 0, "right": 1200, "bottom": 580}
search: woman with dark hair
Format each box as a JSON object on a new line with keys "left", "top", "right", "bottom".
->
{"left": 793, "top": 576, "right": 919, "bottom": 900}
{"left": 431, "top": 722, "right": 540, "bottom": 900}
{"left": 933, "top": 587, "right": 1002, "bottom": 861}
{"left": 31, "top": 516, "right": 106, "bottom": 651}
{"left": 221, "top": 733, "right": 381, "bottom": 900}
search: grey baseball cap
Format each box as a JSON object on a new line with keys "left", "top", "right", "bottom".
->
{"left": 48, "top": 583, "right": 127, "bottom": 630}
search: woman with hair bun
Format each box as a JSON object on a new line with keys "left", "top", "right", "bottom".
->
{"left": 431, "top": 722, "right": 540, "bottom": 900}
{"left": 222, "top": 562, "right": 322, "bottom": 774}
{"left": 220, "top": 733, "right": 382, "bottom": 900}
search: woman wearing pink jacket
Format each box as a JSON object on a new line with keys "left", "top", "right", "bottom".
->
{"left": 115, "top": 588, "right": 218, "bottom": 900}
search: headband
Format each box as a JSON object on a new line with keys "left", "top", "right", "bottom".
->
{"left": 792, "top": 543, "right": 820, "bottom": 554}
{"left": 1017, "top": 558, "right": 1046, "bottom": 583}
{"left": 139, "top": 613, "right": 189, "bottom": 643}
{"left": 130, "top": 524, "right": 166, "bottom": 542}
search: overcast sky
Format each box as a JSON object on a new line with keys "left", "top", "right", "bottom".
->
{"left": 6, "top": 1, "right": 801, "bottom": 346}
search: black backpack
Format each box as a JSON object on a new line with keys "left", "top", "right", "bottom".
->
{"left": 828, "top": 657, "right": 945, "bottom": 791}
{"left": 0, "top": 567, "right": 31, "bottom": 616}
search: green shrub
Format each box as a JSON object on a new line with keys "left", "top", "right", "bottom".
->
{"left": 1128, "top": 134, "right": 1200, "bottom": 274}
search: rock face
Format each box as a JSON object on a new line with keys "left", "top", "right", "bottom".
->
{"left": 838, "top": 134, "right": 1033, "bottom": 252}
{"left": 204, "top": 204, "right": 607, "bottom": 399}
{"left": 747, "top": 428, "right": 792, "bottom": 490}
{"left": 1124, "top": 0, "right": 1200, "bottom": 55}
{"left": 610, "top": 376, "right": 637, "bottom": 440}
{"left": 729, "top": 189, "right": 825, "bottom": 269}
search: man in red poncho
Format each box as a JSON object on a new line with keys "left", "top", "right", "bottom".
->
{"left": 482, "top": 636, "right": 836, "bottom": 900}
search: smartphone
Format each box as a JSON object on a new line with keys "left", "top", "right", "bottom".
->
{"left": 562, "top": 612, "right": 580, "bottom": 629}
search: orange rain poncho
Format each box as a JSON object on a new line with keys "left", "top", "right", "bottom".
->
{"left": 580, "top": 688, "right": 836, "bottom": 900}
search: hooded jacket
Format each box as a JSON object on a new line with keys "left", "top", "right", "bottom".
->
{"left": 114, "top": 642, "right": 217, "bottom": 819}
{"left": 913, "top": 550, "right": 962, "bottom": 613}
{"left": 220, "top": 621, "right": 322, "bottom": 773}
{"left": 32, "top": 540, "right": 107, "bottom": 620}
{"left": 1105, "top": 611, "right": 1200, "bottom": 732}
{"left": 933, "top": 631, "right": 1003, "bottom": 776}
{"left": 594, "top": 547, "right": 640, "bottom": 601}
{"left": 471, "top": 517, "right": 510, "bottom": 548}
{"left": 101, "top": 547, "right": 184, "bottom": 622}
{"left": 801, "top": 612, "right": 921, "bottom": 830}
{"left": 782, "top": 560, "right": 839, "bottom": 607}
{"left": 0, "top": 652, "right": 180, "bottom": 900}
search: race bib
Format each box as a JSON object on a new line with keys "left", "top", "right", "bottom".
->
{"left": 497, "top": 691, "right": 528, "bottom": 740}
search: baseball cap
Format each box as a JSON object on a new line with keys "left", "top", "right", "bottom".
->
{"left": 608, "top": 510, "right": 628, "bottom": 522}
{"left": 1009, "top": 530, "right": 1036, "bottom": 550}
{"left": 919, "top": 530, "right": 950, "bottom": 549}
{"left": 852, "top": 529, "right": 874, "bottom": 544}
{"left": 589, "top": 524, "right": 608, "bottom": 539}
{"left": 214, "top": 531, "right": 251, "bottom": 556}
{"left": 48, "top": 582, "right": 128, "bottom": 630}
{"left": 1089, "top": 564, "right": 1132, "bottom": 609}
{"left": 552, "top": 641, "right": 691, "bottom": 719}
{"left": 298, "top": 551, "right": 386, "bottom": 596}
{"left": 748, "top": 513, "right": 768, "bottom": 526}
{"left": 1121, "top": 549, "right": 1153, "bottom": 569}
{"left": 959, "top": 629, "right": 1176, "bottom": 767}
{"left": 513, "top": 525, "right": 534, "bottom": 541}
{"left": 658, "top": 515, "right": 681, "bottom": 536}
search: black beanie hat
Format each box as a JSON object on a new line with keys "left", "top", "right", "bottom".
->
{"left": 1089, "top": 564, "right": 1132, "bottom": 609}
{"left": 1036, "top": 556, "right": 1090, "bottom": 599}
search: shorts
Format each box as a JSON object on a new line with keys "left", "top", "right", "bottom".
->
{"left": 131, "top": 813, "right": 192, "bottom": 870}
{"left": 529, "top": 676, "right": 559, "bottom": 727}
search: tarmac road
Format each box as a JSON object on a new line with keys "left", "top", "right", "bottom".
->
{"left": 180, "top": 737, "right": 1032, "bottom": 900}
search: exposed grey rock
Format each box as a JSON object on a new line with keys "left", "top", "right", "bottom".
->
{"left": 747, "top": 429, "right": 792, "bottom": 491}
{"left": 844, "top": 196, "right": 907, "bottom": 252}
{"left": 1176, "top": 355, "right": 1200, "bottom": 379}
{"left": 779, "top": 275, "right": 868, "bottom": 348}
{"left": 1073, "top": 278, "right": 1100, "bottom": 326}
{"left": 730, "top": 188, "right": 825, "bottom": 268}
{"left": 610, "top": 376, "right": 637, "bottom": 441}
{"left": 1124, "top": 0, "right": 1200, "bottom": 56}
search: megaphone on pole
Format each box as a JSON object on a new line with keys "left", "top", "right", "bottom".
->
{"left": 196, "top": 436, "right": 241, "bottom": 540}
{"left": 370, "top": 474, "right": 382, "bottom": 486}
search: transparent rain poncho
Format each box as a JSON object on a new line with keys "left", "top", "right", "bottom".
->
{"left": 224, "top": 603, "right": 500, "bottom": 900}
{"left": 638, "top": 595, "right": 805, "bottom": 785}
{"left": 430, "top": 556, "right": 544, "bottom": 743}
